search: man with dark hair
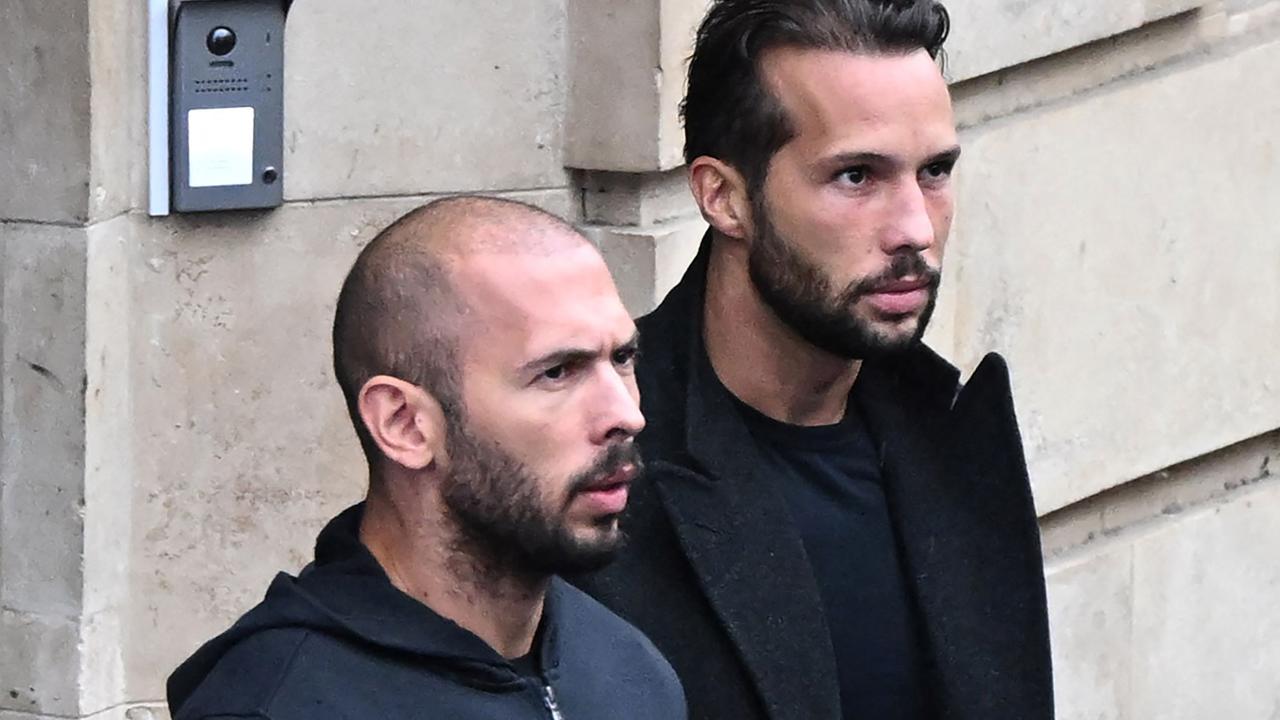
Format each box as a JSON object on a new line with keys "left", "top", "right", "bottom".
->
{"left": 166, "top": 196, "right": 686, "bottom": 720}
{"left": 575, "top": 1, "right": 1054, "bottom": 719}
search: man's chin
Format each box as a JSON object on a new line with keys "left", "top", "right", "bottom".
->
{"left": 570, "top": 520, "right": 623, "bottom": 551}
{"left": 854, "top": 299, "right": 935, "bottom": 351}
{"left": 548, "top": 530, "right": 625, "bottom": 574}
{"left": 869, "top": 318, "right": 924, "bottom": 347}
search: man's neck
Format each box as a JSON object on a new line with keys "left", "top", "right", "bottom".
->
{"left": 703, "top": 239, "right": 861, "bottom": 427}
{"left": 358, "top": 489, "right": 548, "bottom": 660}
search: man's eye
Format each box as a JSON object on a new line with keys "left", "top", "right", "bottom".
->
{"left": 922, "top": 160, "right": 955, "bottom": 181}
{"left": 836, "top": 167, "right": 869, "bottom": 186}
{"left": 612, "top": 347, "right": 638, "bottom": 367}
{"left": 542, "top": 365, "right": 567, "bottom": 381}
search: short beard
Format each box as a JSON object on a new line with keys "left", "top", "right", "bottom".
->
{"left": 438, "top": 418, "right": 641, "bottom": 583}
{"left": 747, "top": 199, "right": 940, "bottom": 360}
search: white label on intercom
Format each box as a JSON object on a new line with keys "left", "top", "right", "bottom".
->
{"left": 188, "top": 107, "right": 255, "bottom": 188}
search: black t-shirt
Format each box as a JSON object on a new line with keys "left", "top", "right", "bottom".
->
{"left": 507, "top": 619, "right": 547, "bottom": 679}
{"left": 735, "top": 398, "right": 934, "bottom": 720}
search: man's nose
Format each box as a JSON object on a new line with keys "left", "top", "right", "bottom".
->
{"left": 592, "top": 366, "right": 646, "bottom": 444}
{"left": 883, "top": 181, "right": 935, "bottom": 254}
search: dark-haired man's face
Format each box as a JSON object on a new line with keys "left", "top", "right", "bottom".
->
{"left": 441, "top": 242, "right": 646, "bottom": 576}
{"left": 750, "top": 47, "right": 959, "bottom": 358}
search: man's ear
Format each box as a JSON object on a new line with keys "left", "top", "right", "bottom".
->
{"left": 357, "top": 375, "right": 447, "bottom": 472}
{"left": 688, "top": 156, "right": 753, "bottom": 242}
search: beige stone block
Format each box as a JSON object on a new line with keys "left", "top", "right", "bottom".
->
{"left": 0, "top": 705, "right": 157, "bottom": 720}
{"left": 945, "top": 0, "right": 1206, "bottom": 82}
{"left": 0, "top": 2, "right": 92, "bottom": 223}
{"left": 126, "top": 706, "right": 167, "bottom": 720}
{"left": 121, "top": 204, "right": 370, "bottom": 697}
{"left": 79, "top": 609, "right": 128, "bottom": 715}
{"left": 1039, "top": 429, "right": 1280, "bottom": 559}
{"left": 581, "top": 168, "right": 698, "bottom": 227}
{"left": 938, "top": 40, "right": 1280, "bottom": 513}
{"left": 1045, "top": 545, "right": 1134, "bottom": 720}
{"left": 82, "top": 216, "right": 137, "bottom": 618}
{"left": 0, "top": 224, "right": 88, "bottom": 616}
{"left": 121, "top": 189, "right": 572, "bottom": 698}
{"left": 1225, "top": 0, "right": 1280, "bottom": 35}
{"left": 0, "top": 610, "right": 79, "bottom": 716}
{"left": 1226, "top": 0, "right": 1275, "bottom": 12}
{"left": 87, "top": 0, "right": 146, "bottom": 222}
{"left": 588, "top": 217, "right": 707, "bottom": 317}
{"left": 922, "top": 252, "right": 960, "bottom": 368}
{"left": 951, "top": 10, "right": 1219, "bottom": 132}
{"left": 1128, "top": 482, "right": 1280, "bottom": 718}
{"left": 80, "top": 217, "right": 132, "bottom": 717}
{"left": 282, "top": 1, "right": 570, "bottom": 200}
{"left": 565, "top": 0, "right": 710, "bottom": 172}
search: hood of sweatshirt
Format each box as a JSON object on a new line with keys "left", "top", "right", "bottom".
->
{"left": 166, "top": 503, "right": 565, "bottom": 716}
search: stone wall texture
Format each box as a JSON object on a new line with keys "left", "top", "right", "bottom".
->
{"left": 2, "top": 0, "right": 1278, "bottom": 718}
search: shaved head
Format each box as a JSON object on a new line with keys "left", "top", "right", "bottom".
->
{"left": 381, "top": 195, "right": 585, "bottom": 257}
{"left": 332, "top": 195, "right": 589, "bottom": 467}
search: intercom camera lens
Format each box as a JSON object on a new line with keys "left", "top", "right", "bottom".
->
{"left": 207, "top": 27, "right": 237, "bottom": 56}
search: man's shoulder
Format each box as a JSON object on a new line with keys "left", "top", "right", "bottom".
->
{"left": 174, "top": 627, "right": 406, "bottom": 720}
{"left": 551, "top": 579, "right": 687, "bottom": 717}
{"left": 172, "top": 627, "right": 318, "bottom": 720}
{"left": 553, "top": 578, "right": 672, "bottom": 666}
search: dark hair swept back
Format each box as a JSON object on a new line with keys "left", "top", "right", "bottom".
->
{"left": 681, "top": 0, "right": 951, "bottom": 193}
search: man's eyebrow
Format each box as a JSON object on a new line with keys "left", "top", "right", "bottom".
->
{"left": 823, "top": 150, "right": 896, "bottom": 169}
{"left": 928, "top": 145, "right": 963, "bottom": 165}
{"left": 521, "top": 348, "right": 596, "bottom": 374}
{"left": 820, "top": 145, "right": 963, "bottom": 172}
{"left": 520, "top": 330, "right": 641, "bottom": 374}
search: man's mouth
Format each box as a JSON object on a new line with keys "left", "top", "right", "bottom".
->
{"left": 575, "top": 464, "right": 638, "bottom": 515}
{"left": 873, "top": 277, "right": 931, "bottom": 293}
{"left": 863, "top": 276, "right": 934, "bottom": 316}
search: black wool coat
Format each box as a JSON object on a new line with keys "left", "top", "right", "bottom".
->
{"left": 574, "top": 237, "right": 1054, "bottom": 720}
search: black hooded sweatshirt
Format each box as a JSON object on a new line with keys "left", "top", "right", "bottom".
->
{"left": 167, "top": 504, "right": 686, "bottom": 720}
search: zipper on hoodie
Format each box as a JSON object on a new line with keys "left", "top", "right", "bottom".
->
{"left": 541, "top": 683, "right": 565, "bottom": 720}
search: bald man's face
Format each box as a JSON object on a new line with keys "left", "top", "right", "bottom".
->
{"left": 436, "top": 242, "right": 644, "bottom": 574}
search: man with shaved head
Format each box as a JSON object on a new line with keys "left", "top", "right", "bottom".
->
{"left": 166, "top": 196, "right": 686, "bottom": 720}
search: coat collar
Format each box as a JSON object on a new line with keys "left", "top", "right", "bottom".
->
{"left": 637, "top": 231, "right": 1004, "bottom": 719}
{"left": 859, "top": 351, "right": 1053, "bottom": 719}
{"left": 636, "top": 234, "right": 839, "bottom": 718}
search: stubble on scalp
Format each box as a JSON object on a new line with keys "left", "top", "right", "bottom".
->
{"left": 348, "top": 197, "right": 632, "bottom": 583}
{"left": 333, "top": 195, "right": 591, "bottom": 469}
{"left": 335, "top": 195, "right": 624, "bottom": 589}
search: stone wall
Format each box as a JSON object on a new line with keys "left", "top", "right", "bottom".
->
{"left": 2, "top": 1, "right": 1278, "bottom": 718}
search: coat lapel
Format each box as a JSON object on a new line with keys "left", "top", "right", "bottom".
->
{"left": 855, "top": 352, "right": 1047, "bottom": 719}
{"left": 855, "top": 355, "right": 967, "bottom": 713}
{"left": 640, "top": 235, "right": 840, "bottom": 720}
{"left": 653, "top": 359, "right": 841, "bottom": 720}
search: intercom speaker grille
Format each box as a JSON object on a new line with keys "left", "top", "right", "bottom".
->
{"left": 194, "top": 78, "right": 250, "bottom": 94}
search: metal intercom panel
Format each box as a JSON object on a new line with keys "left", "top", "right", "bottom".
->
{"left": 171, "top": 0, "right": 285, "bottom": 212}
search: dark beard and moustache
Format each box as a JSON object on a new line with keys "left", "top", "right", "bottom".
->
{"left": 438, "top": 418, "right": 642, "bottom": 582}
{"left": 747, "top": 201, "right": 941, "bottom": 360}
